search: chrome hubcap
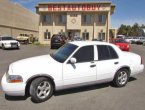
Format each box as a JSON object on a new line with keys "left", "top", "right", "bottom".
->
{"left": 118, "top": 71, "right": 128, "bottom": 85}
{"left": 36, "top": 81, "right": 51, "bottom": 99}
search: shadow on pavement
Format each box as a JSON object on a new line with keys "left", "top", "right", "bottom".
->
{"left": 5, "top": 94, "right": 29, "bottom": 101}
{"left": 128, "top": 77, "right": 137, "bottom": 82}
{"left": 54, "top": 83, "right": 110, "bottom": 96}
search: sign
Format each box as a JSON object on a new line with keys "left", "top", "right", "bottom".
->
{"left": 45, "top": 4, "right": 109, "bottom": 12}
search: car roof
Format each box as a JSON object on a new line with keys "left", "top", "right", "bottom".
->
{"left": 69, "top": 41, "right": 111, "bottom": 47}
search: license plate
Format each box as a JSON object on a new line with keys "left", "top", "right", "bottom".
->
{"left": 11, "top": 45, "right": 17, "bottom": 48}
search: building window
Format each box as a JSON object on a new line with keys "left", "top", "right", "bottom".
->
{"left": 70, "top": 14, "right": 78, "bottom": 17}
{"left": 42, "top": 14, "right": 51, "bottom": 24}
{"left": 59, "top": 14, "right": 66, "bottom": 24}
{"left": 98, "top": 32, "right": 105, "bottom": 41}
{"left": 82, "top": 32, "right": 89, "bottom": 40}
{"left": 98, "top": 15, "right": 106, "bottom": 24}
{"left": 44, "top": 30, "right": 51, "bottom": 40}
{"left": 82, "top": 14, "right": 92, "bottom": 24}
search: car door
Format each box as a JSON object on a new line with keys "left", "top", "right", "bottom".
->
{"left": 63, "top": 45, "right": 97, "bottom": 86}
{"left": 96, "top": 45, "right": 120, "bottom": 81}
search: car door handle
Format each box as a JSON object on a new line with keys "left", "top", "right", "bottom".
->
{"left": 90, "top": 64, "right": 96, "bottom": 67}
{"left": 114, "top": 62, "right": 119, "bottom": 65}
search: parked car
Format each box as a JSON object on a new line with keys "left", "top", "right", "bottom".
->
{"left": 1, "top": 41, "right": 144, "bottom": 103}
{"left": 0, "top": 36, "right": 20, "bottom": 49}
{"left": 16, "top": 34, "right": 35, "bottom": 44}
{"left": 116, "top": 35, "right": 126, "bottom": 39}
{"left": 124, "top": 37, "right": 134, "bottom": 43}
{"left": 72, "top": 36, "right": 83, "bottom": 41}
{"left": 111, "top": 38, "right": 130, "bottom": 51}
{"left": 131, "top": 37, "right": 139, "bottom": 44}
{"left": 136, "top": 37, "right": 145, "bottom": 45}
{"left": 92, "top": 38, "right": 103, "bottom": 41}
{"left": 51, "top": 34, "right": 66, "bottom": 49}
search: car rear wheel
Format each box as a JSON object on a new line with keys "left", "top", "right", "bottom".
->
{"left": 113, "top": 69, "right": 129, "bottom": 87}
{"left": 30, "top": 77, "right": 54, "bottom": 103}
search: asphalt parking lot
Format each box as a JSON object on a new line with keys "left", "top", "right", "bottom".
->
{"left": 0, "top": 44, "right": 145, "bottom": 110}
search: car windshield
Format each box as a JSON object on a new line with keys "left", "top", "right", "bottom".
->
{"left": 2, "top": 36, "right": 13, "bottom": 40}
{"left": 113, "top": 39, "right": 126, "bottom": 43}
{"left": 50, "top": 43, "right": 78, "bottom": 63}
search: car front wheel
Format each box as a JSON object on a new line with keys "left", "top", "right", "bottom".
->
{"left": 2, "top": 44, "right": 5, "bottom": 50}
{"left": 30, "top": 77, "right": 54, "bottom": 103}
{"left": 113, "top": 69, "right": 129, "bottom": 87}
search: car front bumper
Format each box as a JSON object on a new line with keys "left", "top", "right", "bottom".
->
{"left": 4, "top": 44, "right": 19, "bottom": 49}
{"left": 1, "top": 73, "right": 26, "bottom": 96}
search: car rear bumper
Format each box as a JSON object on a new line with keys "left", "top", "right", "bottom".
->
{"left": 131, "top": 64, "right": 144, "bottom": 76}
{"left": 1, "top": 73, "right": 26, "bottom": 96}
{"left": 121, "top": 48, "right": 129, "bottom": 51}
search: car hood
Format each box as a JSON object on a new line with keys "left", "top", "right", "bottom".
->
{"left": 9, "top": 55, "right": 62, "bottom": 80}
{"left": 2, "top": 40, "right": 18, "bottom": 43}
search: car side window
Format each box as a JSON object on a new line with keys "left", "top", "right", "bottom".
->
{"left": 73, "top": 45, "right": 94, "bottom": 63}
{"left": 97, "top": 45, "right": 110, "bottom": 60}
{"left": 97, "top": 45, "right": 118, "bottom": 61}
{"left": 108, "top": 46, "right": 118, "bottom": 59}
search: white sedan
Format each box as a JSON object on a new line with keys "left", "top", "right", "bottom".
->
{"left": 1, "top": 41, "right": 144, "bottom": 103}
{"left": 0, "top": 36, "right": 20, "bottom": 49}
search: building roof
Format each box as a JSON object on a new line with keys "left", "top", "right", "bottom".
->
{"left": 38, "top": 1, "right": 112, "bottom": 5}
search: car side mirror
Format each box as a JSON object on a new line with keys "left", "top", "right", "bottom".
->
{"left": 70, "top": 58, "right": 77, "bottom": 64}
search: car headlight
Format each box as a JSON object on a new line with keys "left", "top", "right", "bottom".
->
{"left": 7, "top": 75, "right": 23, "bottom": 83}
{"left": 6, "top": 66, "right": 23, "bottom": 83}
{"left": 4, "top": 43, "right": 9, "bottom": 45}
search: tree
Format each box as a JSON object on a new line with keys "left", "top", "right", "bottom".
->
{"left": 130, "top": 23, "right": 140, "bottom": 36}
{"left": 117, "top": 24, "right": 127, "bottom": 35}
{"left": 117, "top": 23, "right": 145, "bottom": 37}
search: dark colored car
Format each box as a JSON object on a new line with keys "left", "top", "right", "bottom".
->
{"left": 51, "top": 34, "right": 66, "bottom": 49}
{"left": 92, "top": 38, "right": 103, "bottom": 41}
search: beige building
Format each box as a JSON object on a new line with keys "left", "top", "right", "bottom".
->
{"left": 36, "top": 1, "right": 115, "bottom": 44}
{"left": 0, "top": 0, "right": 39, "bottom": 38}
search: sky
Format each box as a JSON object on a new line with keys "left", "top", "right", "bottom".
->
{"left": 10, "top": 0, "right": 145, "bottom": 29}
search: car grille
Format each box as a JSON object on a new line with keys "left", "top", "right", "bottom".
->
{"left": 11, "top": 43, "right": 18, "bottom": 47}
{"left": 11, "top": 43, "right": 18, "bottom": 45}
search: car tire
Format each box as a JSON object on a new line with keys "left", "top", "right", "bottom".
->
{"left": 113, "top": 69, "right": 129, "bottom": 87}
{"left": 2, "top": 44, "right": 5, "bottom": 50}
{"left": 30, "top": 77, "right": 54, "bottom": 103}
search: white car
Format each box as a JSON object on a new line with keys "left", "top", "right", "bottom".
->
{"left": 125, "top": 37, "right": 134, "bottom": 43}
{"left": 0, "top": 36, "right": 20, "bottom": 49}
{"left": 1, "top": 41, "right": 144, "bottom": 103}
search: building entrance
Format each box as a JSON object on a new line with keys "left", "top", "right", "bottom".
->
{"left": 68, "top": 30, "right": 80, "bottom": 40}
